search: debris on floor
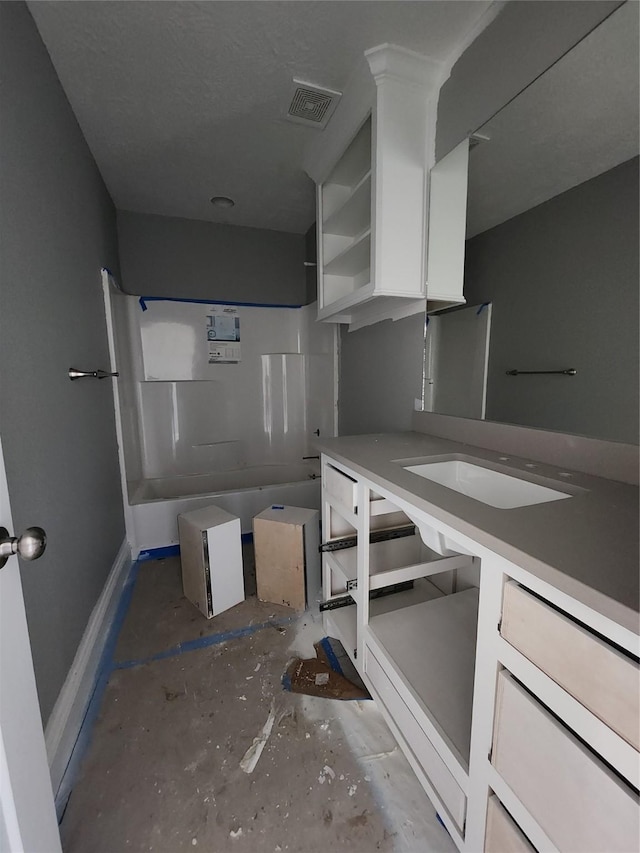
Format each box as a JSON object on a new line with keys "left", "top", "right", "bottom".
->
{"left": 282, "top": 637, "right": 371, "bottom": 700}
{"left": 239, "top": 699, "right": 276, "bottom": 774}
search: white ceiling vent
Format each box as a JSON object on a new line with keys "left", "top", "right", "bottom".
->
{"left": 286, "top": 79, "right": 341, "bottom": 129}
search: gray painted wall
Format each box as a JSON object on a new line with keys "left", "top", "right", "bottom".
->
{"left": 338, "top": 314, "right": 425, "bottom": 435}
{"left": 338, "top": 0, "right": 622, "bottom": 438}
{"left": 118, "top": 210, "right": 308, "bottom": 305}
{"left": 0, "top": 2, "right": 124, "bottom": 723}
{"left": 465, "top": 157, "right": 639, "bottom": 444}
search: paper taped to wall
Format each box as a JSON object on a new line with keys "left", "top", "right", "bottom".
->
{"left": 207, "top": 305, "right": 241, "bottom": 363}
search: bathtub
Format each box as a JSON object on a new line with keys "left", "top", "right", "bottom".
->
{"left": 129, "top": 462, "right": 321, "bottom": 554}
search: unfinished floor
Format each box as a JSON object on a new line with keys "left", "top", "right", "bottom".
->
{"left": 60, "top": 552, "right": 457, "bottom": 853}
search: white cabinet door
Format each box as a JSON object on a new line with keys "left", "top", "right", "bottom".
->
{"left": 0, "top": 434, "right": 61, "bottom": 852}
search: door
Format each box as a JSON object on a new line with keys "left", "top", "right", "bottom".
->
{"left": 424, "top": 303, "right": 492, "bottom": 419}
{"left": 0, "top": 434, "right": 61, "bottom": 852}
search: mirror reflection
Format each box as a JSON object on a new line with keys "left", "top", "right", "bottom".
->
{"left": 425, "top": 2, "right": 639, "bottom": 445}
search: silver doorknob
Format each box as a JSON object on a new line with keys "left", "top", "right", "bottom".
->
{"left": 0, "top": 526, "right": 47, "bottom": 569}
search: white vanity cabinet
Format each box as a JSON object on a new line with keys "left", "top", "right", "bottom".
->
{"left": 319, "top": 451, "right": 640, "bottom": 853}
{"left": 304, "top": 45, "right": 466, "bottom": 331}
{"left": 320, "top": 453, "right": 481, "bottom": 848}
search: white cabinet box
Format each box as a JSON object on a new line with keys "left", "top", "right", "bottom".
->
{"left": 178, "top": 505, "right": 245, "bottom": 619}
{"left": 305, "top": 44, "right": 465, "bottom": 331}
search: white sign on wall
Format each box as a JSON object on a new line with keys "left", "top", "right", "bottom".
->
{"left": 206, "top": 305, "right": 241, "bottom": 363}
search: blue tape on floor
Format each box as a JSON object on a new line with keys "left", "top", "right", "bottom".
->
{"left": 55, "top": 558, "right": 141, "bottom": 821}
{"left": 241, "top": 532, "right": 253, "bottom": 544}
{"left": 113, "top": 614, "right": 297, "bottom": 671}
{"left": 137, "top": 544, "right": 180, "bottom": 562}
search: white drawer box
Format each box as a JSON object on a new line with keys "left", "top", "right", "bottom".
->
{"left": 501, "top": 581, "right": 640, "bottom": 750}
{"left": 485, "top": 795, "right": 535, "bottom": 853}
{"left": 324, "top": 463, "right": 358, "bottom": 514}
{"left": 364, "top": 645, "right": 466, "bottom": 832}
{"left": 492, "top": 671, "right": 639, "bottom": 853}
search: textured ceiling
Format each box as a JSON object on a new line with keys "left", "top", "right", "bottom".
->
{"left": 467, "top": 1, "right": 639, "bottom": 238}
{"left": 28, "top": 0, "right": 494, "bottom": 234}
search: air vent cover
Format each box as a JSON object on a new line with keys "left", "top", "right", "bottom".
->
{"left": 286, "top": 79, "right": 341, "bottom": 129}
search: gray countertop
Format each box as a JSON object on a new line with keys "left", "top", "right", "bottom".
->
{"left": 315, "top": 431, "right": 639, "bottom": 634}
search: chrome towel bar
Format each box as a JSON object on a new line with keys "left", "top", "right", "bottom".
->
{"left": 506, "top": 368, "right": 577, "bottom": 376}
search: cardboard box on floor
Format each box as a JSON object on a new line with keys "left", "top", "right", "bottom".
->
{"left": 178, "top": 504, "right": 245, "bottom": 619}
{"left": 252, "top": 506, "right": 320, "bottom": 611}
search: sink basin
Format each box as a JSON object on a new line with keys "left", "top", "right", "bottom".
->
{"left": 403, "top": 460, "right": 572, "bottom": 509}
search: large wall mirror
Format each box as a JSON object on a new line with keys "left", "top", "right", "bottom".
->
{"left": 425, "top": 1, "right": 639, "bottom": 445}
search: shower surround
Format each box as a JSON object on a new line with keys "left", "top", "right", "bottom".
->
{"left": 102, "top": 272, "right": 336, "bottom": 553}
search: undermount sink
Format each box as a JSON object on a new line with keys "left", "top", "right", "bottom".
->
{"left": 403, "top": 459, "right": 572, "bottom": 509}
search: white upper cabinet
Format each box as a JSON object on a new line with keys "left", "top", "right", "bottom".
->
{"left": 304, "top": 44, "right": 467, "bottom": 331}
{"left": 425, "top": 138, "right": 469, "bottom": 313}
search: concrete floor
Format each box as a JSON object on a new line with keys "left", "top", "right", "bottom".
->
{"left": 60, "top": 551, "right": 456, "bottom": 853}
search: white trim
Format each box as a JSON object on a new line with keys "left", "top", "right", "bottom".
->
{"left": 45, "top": 539, "right": 131, "bottom": 799}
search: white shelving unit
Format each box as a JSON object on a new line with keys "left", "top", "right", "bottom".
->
{"left": 306, "top": 44, "right": 464, "bottom": 330}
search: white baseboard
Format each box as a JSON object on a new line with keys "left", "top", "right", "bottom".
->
{"left": 45, "top": 538, "right": 132, "bottom": 800}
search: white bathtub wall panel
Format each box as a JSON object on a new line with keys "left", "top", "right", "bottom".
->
{"left": 304, "top": 353, "right": 338, "bottom": 453}
{"left": 261, "top": 354, "right": 307, "bottom": 465}
{"left": 106, "top": 289, "right": 144, "bottom": 491}
{"left": 300, "top": 303, "right": 338, "bottom": 446}
{"left": 138, "top": 382, "right": 246, "bottom": 478}
{"left": 133, "top": 300, "right": 321, "bottom": 477}
{"left": 137, "top": 300, "right": 303, "bottom": 381}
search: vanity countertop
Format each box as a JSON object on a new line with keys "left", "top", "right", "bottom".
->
{"left": 315, "top": 431, "right": 639, "bottom": 633}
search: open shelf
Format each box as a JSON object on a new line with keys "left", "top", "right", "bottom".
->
{"left": 323, "top": 171, "right": 372, "bottom": 237}
{"left": 325, "top": 116, "right": 371, "bottom": 189}
{"left": 323, "top": 229, "right": 371, "bottom": 277}
{"left": 368, "top": 587, "right": 479, "bottom": 768}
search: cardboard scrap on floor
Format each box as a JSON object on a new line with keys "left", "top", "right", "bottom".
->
{"left": 282, "top": 637, "right": 371, "bottom": 701}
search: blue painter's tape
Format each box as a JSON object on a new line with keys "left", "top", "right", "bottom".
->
{"left": 476, "top": 302, "right": 490, "bottom": 315}
{"left": 241, "top": 532, "right": 253, "bottom": 544}
{"left": 113, "top": 614, "right": 297, "bottom": 671}
{"left": 137, "top": 544, "right": 180, "bottom": 562}
{"left": 271, "top": 505, "right": 284, "bottom": 510}
{"left": 319, "top": 636, "right": 344, "bottom": 677}
{"left": 138, "top": 296, "right": 303, "bottom": 312}
{"left": 55, "top": 558, "right": 141, "bottom": 820}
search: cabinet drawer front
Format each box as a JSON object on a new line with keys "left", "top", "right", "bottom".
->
{"left": 365, "top": 645, "right": 466, "bottom": 831}
{"left": 501, "top": 581, "right": 640, "bottom": 749}
{"left": 485, "top": 795, "right": 535, "bottom": 853}
{"left": 324, "top": 464, "right": 358, "bottom": 514}
{"left": 493, "top": 671, "right": 639, "bottom": 853}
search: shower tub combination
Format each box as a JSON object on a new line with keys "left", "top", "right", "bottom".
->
{"left": 102, "top": 272, "right": 336, "bottom": 557}
{"left": 129, "top": 462, "right": 321, "bottom": 554}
